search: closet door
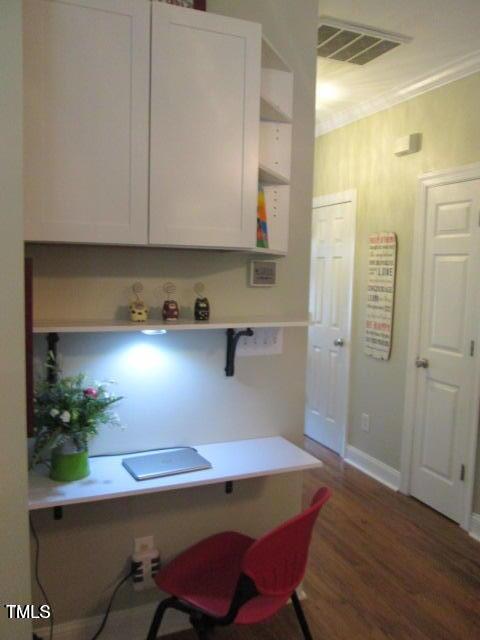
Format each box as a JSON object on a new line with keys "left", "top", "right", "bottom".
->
{"left": 150, "top": 4, "right": 261, "bottom": 248}
{"left": 23, "top": 0, "right": 150, "bottom": 244}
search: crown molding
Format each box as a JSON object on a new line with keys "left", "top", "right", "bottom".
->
{"left": 316, "top": 49, "right": 480, "bottom": 137}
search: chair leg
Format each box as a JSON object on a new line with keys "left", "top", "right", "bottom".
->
{"left": 190, "top": 615, "right": 212, "bottom": 640}
{"left": 291, "top": 591, "right": 313, "bottom": 640}
{"left": 146, "top": 597, "right": 176, "bottom": 640}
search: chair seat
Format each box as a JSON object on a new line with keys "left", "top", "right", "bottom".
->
{"left": 155, "top": 530, "right": 290, "bottom": 624}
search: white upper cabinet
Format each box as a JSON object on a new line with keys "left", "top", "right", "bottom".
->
{"left": 149, "top": 4, "right": 261, "bottom": 249}
{"left": 23, "top": 0, "right": 150, "bottom": 245}
{"left": 23, "top": 2, "right": 262, "bottom": 250}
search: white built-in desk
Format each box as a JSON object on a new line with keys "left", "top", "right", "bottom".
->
{"left": 28, "top": 437, "right": 321, "bottom": 511}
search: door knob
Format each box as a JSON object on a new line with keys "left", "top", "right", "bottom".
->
{"left": 334, "top": 338, "right": 345, "bottom": 347}
{"left": 415, "top": 357, "right": 429, "bottom": 368}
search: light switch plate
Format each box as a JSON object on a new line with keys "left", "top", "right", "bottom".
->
{"left": 237, "top": 328, "right": 283, "bottom": 356}
{"left": 361, "top": 413, "right": 370, "bottom": 433}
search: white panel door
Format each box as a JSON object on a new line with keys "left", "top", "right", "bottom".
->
{"left": 410, "top": 180, "right": 480, "bottom": 522}
{"left": 150, "top": 4, "right": 260, "bottom": 248}
{"left": 23, "top": 0, "right": 150, "bottom": 245}
{"left": 305, "top": 199, "right": 355, "bottom": 454}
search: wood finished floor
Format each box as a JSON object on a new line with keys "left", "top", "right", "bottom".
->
{"left": 163, "top": 439, "right": 480, "bottom": 640}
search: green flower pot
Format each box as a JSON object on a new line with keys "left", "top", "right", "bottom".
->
{"left": 50, "top": 444, "right": 90, "bottom": 482}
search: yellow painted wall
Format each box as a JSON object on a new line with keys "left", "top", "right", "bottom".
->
{"left": 26, "top": 0, "right": 319, "bottom": 630}
{"left": 0, "top": 1, "right": 32, "bottom": 638}
{"left": 313, "top": 72, "right": 480, "bottom": 510}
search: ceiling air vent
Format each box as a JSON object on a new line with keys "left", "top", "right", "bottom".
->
{"left": 317, "top": 18, "right": 411, "bottom": 65}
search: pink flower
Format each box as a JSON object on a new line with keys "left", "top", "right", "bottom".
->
{"left": 83, "top": 387, "right": 98, "bottom": 399}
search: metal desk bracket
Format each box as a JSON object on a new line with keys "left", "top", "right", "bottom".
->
{"left": 53, "top": 506, "right": 63, "bottom": 520}
{"left": 225, "top": 328, "right": 253, "bottom": 377}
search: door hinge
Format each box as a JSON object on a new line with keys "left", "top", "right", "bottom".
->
{"left": 460, "top": 464, "right": 466, "bottom": 482}
{"left": 470, "top": 340, "right": 475, "bottom": 357}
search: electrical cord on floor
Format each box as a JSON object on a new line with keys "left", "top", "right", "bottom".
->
{"left": 29, "top": 515, "right": 54, "bottom": 640}
{"left": 89, "top": 568, "right": 134, "bottom": 640}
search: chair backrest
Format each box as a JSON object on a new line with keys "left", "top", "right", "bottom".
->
{"left": 241, "top": 487, "right": 331, "bottom": 597}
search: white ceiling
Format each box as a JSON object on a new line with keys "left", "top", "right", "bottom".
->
{"left": 316, "top": 0, "right": 480, "bottom": 133}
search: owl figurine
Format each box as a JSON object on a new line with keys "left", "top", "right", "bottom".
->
{"left": 162, "top": 282, "right": 179, "bottom": 322}
{"left": 194, "top": 282, "right": 210, "bottom": 322}
{"left": 129, "top": 282, "right": 149, "bottom": 323}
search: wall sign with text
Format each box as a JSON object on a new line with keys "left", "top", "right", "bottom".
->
{"left": 364, "top": 232, "right": 397, "bottom": 360}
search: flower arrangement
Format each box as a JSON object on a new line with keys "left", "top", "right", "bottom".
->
{"left": 31, "top": 371, "right": 122, "bottom": 468}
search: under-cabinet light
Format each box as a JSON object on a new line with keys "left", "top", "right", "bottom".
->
{"left": 141, "top": 329, "right": 168, "bottom": 335}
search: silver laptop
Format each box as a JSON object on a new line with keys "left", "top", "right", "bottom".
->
{"left": 122, "top": 448, "right": 212, "bottom": 481}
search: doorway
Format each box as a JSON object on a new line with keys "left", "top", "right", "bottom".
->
{"left": 304, "top": 191, "right": 356, "bottom": 456}
{"left": 402, "top": 165, "right": 480, "bottom": 528}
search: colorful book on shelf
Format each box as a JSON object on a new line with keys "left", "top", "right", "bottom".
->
{"left": 257, "top": 186, "right": 269, "bottom": 248}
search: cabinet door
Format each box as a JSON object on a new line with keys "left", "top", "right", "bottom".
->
{"left": 23, "top": 0, "right": 150, "bottom": 244}
{"left": 150, "top": 4, "right": 261, "bottom": 248}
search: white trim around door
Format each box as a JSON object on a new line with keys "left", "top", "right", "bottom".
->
{"left": 401, "top": 162, "right": 480, "bottom": 531}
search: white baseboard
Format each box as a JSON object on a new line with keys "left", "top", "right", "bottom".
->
{"left": 35, "top": 600, "right": 189, "bottom": 640}
{"left": 469, "top": 512, "right": 480, "bottom": 542}
{"left": 35, "top": 589, "right": 309, "bottom": 639}
{"left": 344, "top": 445, "right": 401, "bottom": 491}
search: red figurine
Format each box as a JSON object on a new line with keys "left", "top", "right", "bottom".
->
{"left": 162, "top": 282, "right": 179, "bottom": 322}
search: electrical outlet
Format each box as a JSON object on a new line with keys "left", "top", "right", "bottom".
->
{"left": 132, "top": 535, "right": 160, "bottom": 592}
{"left": 134, "top": 535, "right": 154, "bottom": 555}
{"left": 237, "top": 328, "right": 283, "bottom": 356}
{"left": 361, "top": 413, "right": 370, "bottom": 433}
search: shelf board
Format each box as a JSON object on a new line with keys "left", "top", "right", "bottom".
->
{"left": 251, "top": 246, "right": 287, "bottom": 256}
{"left": 260, "top": 97, "right": 292, "bottom": 124}
{"left": 33, "top": 317, "right": 308, "bottom": 334}
{"left": 259, "top": 164, "right": 290, "bottom": 186}
{"left": 262, "top": 36, "right": 291, "bottom": 72}
{"left": 29, "top": 437, "right": 321, "bottom": 511}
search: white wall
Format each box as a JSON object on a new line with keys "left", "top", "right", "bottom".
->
{"left": 0, "top": 1, "right": 32, "bottom": 638}
{"left": 33, "top": 328, "right": 308, "bottom": 455}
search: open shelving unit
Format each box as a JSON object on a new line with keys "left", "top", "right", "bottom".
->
{"left": 260, "top": 97, "right": 291, "bottom": 124}
{"left": 257, "top": 37, "right": 293, "bottom": 255}
{"left": 249, "top": 246, "right": 287, "bottom": 257}
{"left": 259, "top": 164, "right": 290, "bottom": 186}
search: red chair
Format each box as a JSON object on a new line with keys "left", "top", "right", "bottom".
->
{"left": 146, "top": 487, "right": 331, "bottom": 640}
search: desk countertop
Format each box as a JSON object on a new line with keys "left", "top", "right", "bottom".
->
{"left": 28, "top": 436, "right": 322, "bottom": 510}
